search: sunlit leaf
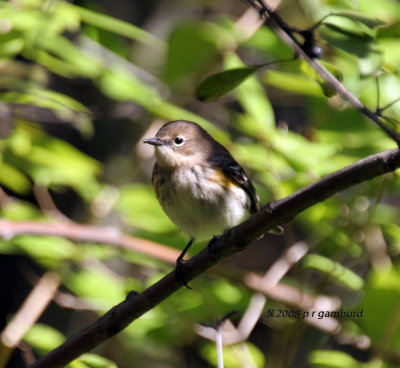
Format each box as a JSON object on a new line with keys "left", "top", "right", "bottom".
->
{"left": 262, "top": 70, "right": 325, "bottom": 97}
{"left": 309, "top": 350, "right": 366, "bottom": 367}
{"left": 116, "top": 184, "right": 175, "bottom": 234}
{"left": 13, "top": 235, "right": 77, "bottom": 267}
{"left": 201, "top": 341, "right": 265, "bottom": 368}
{"left": 210, "top": 279, "right": 243, "bottom": 304}
{"left": 360, "top": 267, "right": 400, "bottom": 350}
{"left": 325, "top": 0, "right": 358, "bottom": 8}
{"left": 3, "top": 124, "right": 101, "bottom": 199}
{"left": 244, "top": 25, "right": 293, "bottom": 59}
{"left": 300, "top": 60, "right": 343, "bottom": 97}
{"left": 165, "top": 22, "right": 220, "bottom": 87}
{"left": 33, "top": 35, "right": 103, "bottom": 78}
{"left": 73, "top": 353, "right": 118, "bottom": 368}
{"left": 0, "top": 89, "right": 93, "bottom": 134}
{"left": 321, "top": 14, "right": 376, "bottom": 39}
{"left": 64, "top": 266, "right": 126, "bottom": 309}
{"left": 329, "top": 11, "right": 386, "bottom": 29}
{"left": 24, "top": 324, "right": 65, "bottom": 353}
{"left": 224, "top": 53, "right": 276, "bottom": 130}
{"left": 0, "top": 160, "right": 31, "bottom": 194}
{"left": 303, "top": 254, "right": 364, "bottom": 290}
{"left": 0, "top": 201, "right": 43, "bottom": 221}
{"left": 0, "top": 33, "right": 24, "bottom": 57}
{"left": 320, "top": 24, "right": 381, "bottom": 61}
{"left": 74, "top": 5, "right": 165, "bottom": 50}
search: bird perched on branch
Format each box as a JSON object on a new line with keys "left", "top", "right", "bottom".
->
{"left": 144, "top": 120, "right": 277, "bottom": 287}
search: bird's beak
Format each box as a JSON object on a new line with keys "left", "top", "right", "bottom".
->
{"left": 143, "top": 138, "right": 166, "bottom": 146}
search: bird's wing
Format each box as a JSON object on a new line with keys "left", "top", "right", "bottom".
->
{"left": 221, "top": 159, "right": 260, "bottom": 214}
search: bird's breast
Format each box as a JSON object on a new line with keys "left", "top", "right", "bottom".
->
{"left": 153, "top": 165, "right": 249, "bottom": 240}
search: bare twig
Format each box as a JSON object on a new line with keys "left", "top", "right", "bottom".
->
{"left": 0, "top": 220, "right": 180, "bottom": 264}
{"left": 33, "top": 185, "right": 70, "bottom": 222}
{"left": 0, "top": 272, "right": 60, "bottom": 368}
{"left": 30, "top": 148, "right": 400, "bottom": 368}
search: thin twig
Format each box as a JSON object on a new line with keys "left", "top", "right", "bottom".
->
{"left": 33, "top": 185, "right": 71, "bottom": 222}
{"left": 0, "top": 272, "right": 60, "bottom": 368}
{"left": 0, "top": 220, "right": 180, "bottom": 264}
{"left": 380, "top": 96, "right": 400, "bottom": 113}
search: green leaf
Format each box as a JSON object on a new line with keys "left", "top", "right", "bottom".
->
{"left": 225, "top": 54, "right": 275, "bottom": 130}
{"left": 164, "top": 22, "right": 220, "bottom": 87}
{"left": 32, "top": 89, "right": 90, "bottom": 113}
{"left": 201, "top": 341, "right": 265, "bottom": 368}
{"left": 303, "top": 254, "right": 364, "bottom": 290}
{"left": 244, "top": 25, "right": 293, "bottom": 59}
{"left": 64, "top": 266, "right": 126, "bottom": 309}
{"left": 115, "top": 184, "right": 175, "bottom": 234}
{"left": 300, "top": 60, "right": 343, "bottom": 97}
{"left": 0, "top": 201, "right": 43, "bottom": 221}
{"left": 309, "top": 350, "right": 366, "bottom": 368}
{"left": 360, "top": 267, "right": 400, "bottom": 350}
{"left": 13, "top": 235, "right": 77, "bottom": 267}
{"left": 73, "top": 353, "right": 118, "bottom": 368}
{"left": 33, "top": 35, "right": 103, "bottom": 78}
{"left": 0, "top": 90, "right": 87, "bottom": 113}
{"left": 196, "top": 67, "right": 259, "bottom": 102}
{"left": 24, "top": 324, "right": 65, "bottom": 353}
{"left": 358, "top": 51, "right": 383, "bottom": 77}
{"left": 262, "top": 70, "right": 325, "bottom": 97}
{"left": 0, "top": 239, "right": 16, "bottom": 255}
{"left": 325, "top": 0, "right": 358, "bottom": 8}
{"left": 330, "top": 11, "right": 386, "bottom": 29}
{"left": 322, "top": 15, "right": 376, "bottom": 39}
{"left": 74, "top": 5, "right": 165, "bottom": 50}
{"left": 4, "top": 124, "right": 102, "bottom": 200}
{"left": 0, "top": 32, "right": 24, "bottom": 57}
{"left": 320, "top": 24, "right": 380, "bottom": 59}
{"left": 210, "top": 279, "right": 243, "bottom": 304}
{"left": 0, "top": 160, "right": 31, "bottom": 194}
{"left": 0, "top": 89, "right": 93, "bottom": 134}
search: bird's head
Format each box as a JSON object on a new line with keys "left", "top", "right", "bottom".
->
{"left": 143, "top": 120, "right": 215, "bottom": 168}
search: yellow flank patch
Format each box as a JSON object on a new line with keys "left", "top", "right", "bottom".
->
{"left": 211, "top": 168, "right": 238, "bottom": 189}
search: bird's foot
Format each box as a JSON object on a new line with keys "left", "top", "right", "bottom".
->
{"left": 175, "top": 257, "right": 192, "bottom": 289}
{"left": 175, "top": 238, "right": 194, "bottom": 289}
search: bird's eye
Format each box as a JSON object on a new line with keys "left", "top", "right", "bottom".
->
{"left": 173, "top": 136, "right": 184, "bottom": 146}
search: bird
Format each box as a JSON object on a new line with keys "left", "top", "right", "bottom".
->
{"left": 143, "top": 120, "right": 261, "bottom": 287}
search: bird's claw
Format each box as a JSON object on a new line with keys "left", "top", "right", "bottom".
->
{"left": 175, "top": 258, "right": 192, "bottom": 289}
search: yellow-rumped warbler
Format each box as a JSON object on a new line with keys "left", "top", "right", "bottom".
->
{"left": 144, "top": 120, "right": 260, "bottom": 287}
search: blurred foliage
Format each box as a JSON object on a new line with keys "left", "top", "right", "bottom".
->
{"left": 0, "top": 0, "right": 399, "bottom": 367}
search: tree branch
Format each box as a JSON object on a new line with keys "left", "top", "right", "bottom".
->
{"left": 30, "top": 147, "right": 400, "bottom": 368}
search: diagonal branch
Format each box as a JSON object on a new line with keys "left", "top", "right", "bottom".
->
{"left": 30, "top": 147, "right": 400, "bottom": 368}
